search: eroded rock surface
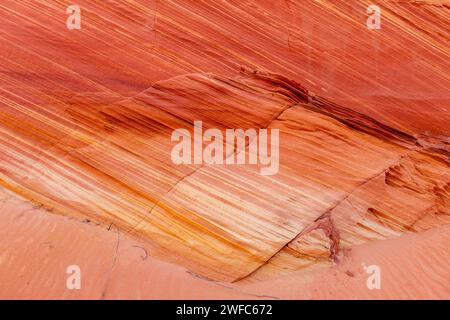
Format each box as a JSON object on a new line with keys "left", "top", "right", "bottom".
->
{"left": 0, "top": 0, "right": 449, "bottom": 298}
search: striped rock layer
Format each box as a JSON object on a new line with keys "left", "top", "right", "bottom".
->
{"left": 0, "top": 0, "right": 449, "bottom": 297}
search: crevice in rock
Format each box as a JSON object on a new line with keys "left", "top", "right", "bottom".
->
{"left": 233, "top": 151, "right": 414, "bottom": 282}
{"left": 101, "top": 227, "right": 121, "bottom": 299}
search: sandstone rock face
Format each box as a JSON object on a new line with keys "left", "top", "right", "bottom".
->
{"left": 0, "top": 0, "right": 449, "bottom": 299}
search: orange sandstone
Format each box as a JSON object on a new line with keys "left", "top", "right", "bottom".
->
{"left": 0, "top": 0, "right": 449, "bottom": 299}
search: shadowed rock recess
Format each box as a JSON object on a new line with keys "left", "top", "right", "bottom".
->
{"left": 0, "top": 0, "right": 449, "bottom": 299}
